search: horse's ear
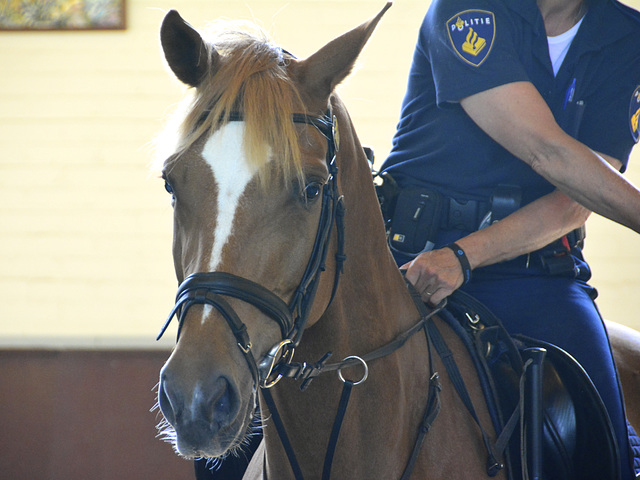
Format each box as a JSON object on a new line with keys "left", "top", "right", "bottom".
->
{"left": 295, "top": 2, "right": 392, "bottom": 99}
{"left": 160, "top": 10, "right": 217, "bottom": 87}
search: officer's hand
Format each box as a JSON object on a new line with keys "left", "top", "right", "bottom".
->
{"left": 401, "top": 248, "right": 464, "bottom": 305}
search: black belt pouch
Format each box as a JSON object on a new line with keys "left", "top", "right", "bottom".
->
{"left": 388, "top": 187, "right": 443, "bottom": 255}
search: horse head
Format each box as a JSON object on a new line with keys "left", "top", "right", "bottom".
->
{"left": 155, "top": 4, "right": 392, "bottom": 460}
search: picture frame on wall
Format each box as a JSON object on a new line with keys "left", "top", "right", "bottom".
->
{"left": 0, "top": 0, "right": 126, "bottom": 31}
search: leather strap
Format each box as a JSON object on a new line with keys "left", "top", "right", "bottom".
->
{"left": 263, "top": 283, "right": 446, "bottom": 480}
{"left": 169, "top": 289, "right": 260, "bottom": 384}
{"left": 400, "top": 372, "right": 442, "bottom": 480}
{"left": 262, "top": 387, "right": 305, "bottom": 480}
{"left": 161, "top": 272, "right": 294, "bottom": 339}
{"left": 322, "top": 380, "right": 355, "bottom": 480}
{"left": 275, "top": 298, "right": 446, "bottom": 388}
{"left": 426, "top": 318, "right": 504, "bottom": 476}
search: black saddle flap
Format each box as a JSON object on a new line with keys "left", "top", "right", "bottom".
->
{"left": 445, "top": 290, "right": 620, "bottom": 480}
{"left": 513, "top": 335, "right": 621, "bottom": 480}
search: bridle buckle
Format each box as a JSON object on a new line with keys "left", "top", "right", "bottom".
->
{"left": 259, "top": 338, "right": 296, "bottom": 389}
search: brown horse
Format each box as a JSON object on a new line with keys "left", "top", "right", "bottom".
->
{"left": 154, "top": 4, "right": 506, "bottom": 479}
{"left": 153, "top": 4, "right": 640, "bottom": 479}
{"left": 607, "top": 320, "right": 640, "bottom": 432}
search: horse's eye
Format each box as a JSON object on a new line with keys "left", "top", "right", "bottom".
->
{"left": 303, "top": 182, "right": 322, "bottom": 202}
{"left": 164, "top": 180, "right": 174, "bottom": 195}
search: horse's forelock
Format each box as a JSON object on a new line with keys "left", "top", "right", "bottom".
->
{"left": 161, "top": 21, "right": 306, "bottom": 186}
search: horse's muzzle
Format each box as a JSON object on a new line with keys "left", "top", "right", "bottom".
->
{"left": 158, "top": 367, "right": 242, "bottom": 457}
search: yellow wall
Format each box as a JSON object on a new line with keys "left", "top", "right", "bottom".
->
{"left": 1, "top": 0, "right": 639, "bottom": 348}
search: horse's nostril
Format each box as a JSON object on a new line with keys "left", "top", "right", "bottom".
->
{"left": 197, "top": 376, "right": 235, "bottom": 428}
{"left": 159, "top": 375, "right": 178, "bottom": 426}
{"left": 210, "top": 377, "right": 233, "bottom": 425}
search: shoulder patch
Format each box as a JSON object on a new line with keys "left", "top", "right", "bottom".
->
{"left": 631, "top": 85, "right": 640, "bottom": 143}
{"left": 446, "top": 10, "right": 496, "bottom": 67}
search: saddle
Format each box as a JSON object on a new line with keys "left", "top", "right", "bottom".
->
{"left": 443, "top": 290, "right": 620, "bottom": 480}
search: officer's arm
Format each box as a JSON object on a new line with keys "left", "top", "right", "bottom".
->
{"left": 459, "top": 80, "right": 640, "bottom": 233}
{"left": 405, "top": 151, "right": 622, "bottom": 304}
{"left": 462, "top": 150, "right": 621, "bottom": 264}
{"left": 405, "top": 189, "right": 590, "bottom": 303}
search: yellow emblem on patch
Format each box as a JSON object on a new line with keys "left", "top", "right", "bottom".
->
{"left": 631, "top": 86, "right": 640, "bottom": 143}
{"left": 462, "top": 28, "right": 487, "bottom": 56}
{"left": 447, "top": 10, "right": 496, "bottom": 67}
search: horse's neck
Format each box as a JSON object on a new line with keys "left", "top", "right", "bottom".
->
{"left": 299, "top": 118, "right": 423, "bottom": 363}
{"left": 262, "top": 268, "right": 430, "bottom": 479}
{"left": 261, "top": 132, "right": 432, "bottom": 478}
{"left": 334, "top": 123, "right": 422, "bottom": 342}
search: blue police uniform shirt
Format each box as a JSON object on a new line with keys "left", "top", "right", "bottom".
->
{"left": 380, "top": 3, "right": 640, "bottom": 475}
{"left": 381, "top": 0, "right": 640, "bottom": 209}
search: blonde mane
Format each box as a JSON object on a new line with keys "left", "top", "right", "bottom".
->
{"left": 160, "top": 20, "right": 307, "bottom": 185}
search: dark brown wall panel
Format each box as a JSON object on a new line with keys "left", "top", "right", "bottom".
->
{"left": 0, "top": 350, "right": 193, "bottom": 480}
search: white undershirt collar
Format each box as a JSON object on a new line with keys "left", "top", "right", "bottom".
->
{"left": 547, "top": 16, "right": 584, "bottom": 76}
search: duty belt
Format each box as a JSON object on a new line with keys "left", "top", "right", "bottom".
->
{"left": 442, "top": 197, "right": 583, "bottom": 237}
{"left": 376, "top": 175, "right": 585, "bottom": 267}
{"left": 441, "top": 184, "right": 523, "bottom": 231}
{"left": 441, "top": 193, "right": 586, "bottom": 276}
{"left": 536, "top": 225, "right": 586, "bottom": 276}
{"left": 441, "top": 196, "right": 489, "bottom": 231}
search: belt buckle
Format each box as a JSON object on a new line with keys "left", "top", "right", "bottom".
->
{"left": 448, "top": 198, "right": 479, "bottom": 231}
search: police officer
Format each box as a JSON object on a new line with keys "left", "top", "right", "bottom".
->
{"left": 380, "top": 0, "right": 640, "bottom": 477}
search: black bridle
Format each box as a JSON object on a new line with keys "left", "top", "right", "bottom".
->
{"left": 157, "top": 109, "right": 450, "bottom": 480}
{"left": 157, "top": 110, "right": 345, "bottom": 389}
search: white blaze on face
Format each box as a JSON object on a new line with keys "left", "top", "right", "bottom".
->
{"left": 200, "top": 122, "right": 262, "bottom": 322}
